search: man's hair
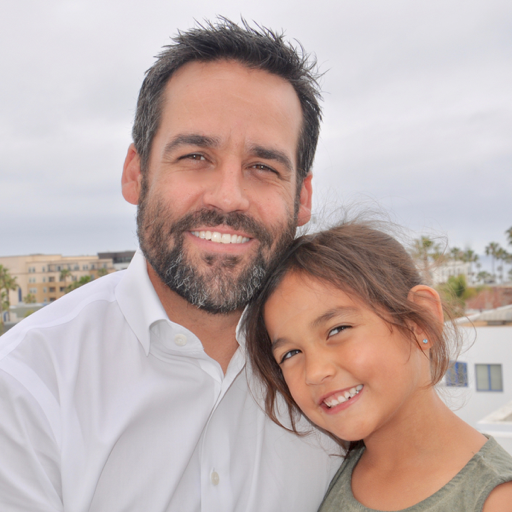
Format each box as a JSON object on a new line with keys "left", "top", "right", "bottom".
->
{"left": 132, "top": 18, "right": 322, "bottom": 183}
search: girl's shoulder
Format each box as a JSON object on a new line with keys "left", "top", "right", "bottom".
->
{"left": 318, "top": 437, "right": 512, "bottom": 512}
{"left": 317, "top": 444, "right": 365, "bottom": 512}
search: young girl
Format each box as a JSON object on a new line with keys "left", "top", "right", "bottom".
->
{"left": 245, "top": 221, "right": 512, "bottom": 511}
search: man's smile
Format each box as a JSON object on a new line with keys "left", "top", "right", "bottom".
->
{"left": 190, "top": 230, "right": 251, "bottom": 244}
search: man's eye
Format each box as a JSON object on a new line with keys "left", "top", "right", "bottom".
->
{"left": 328, "top": 325, "right": 349, "bottom": 338}
{"left": 252, "top": 163, "right": 278, "bottom": 174}
{"left": 180, "top": 153, "right": 206, "bottom": 161}
{"left": 278, "top": 349, "right": 301, "bottom": 364}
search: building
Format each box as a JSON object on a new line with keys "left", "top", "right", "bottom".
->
{"left": 441, "top": 305, "right": 512, "bottom": 454}
{"left": 97, "top": 251, "right": 135, "bottom": 271}
{"left": 0, "top": 253, "right": 118, "bottom": 307}
{"left": 431, "top": 260, "right": 472, "bottom": 285}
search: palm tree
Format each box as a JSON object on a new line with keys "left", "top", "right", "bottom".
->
{"left": 485, "top": 242, "right": 501, "bottom": 282}
{"left": 23, "top": 293, "right": 37, "bottom": 304}
{"left": 0, "top": 265, "right": 18, "bottom": 327}
{"left": 411, "top": 236, "right": 443, "bottom": 284}
{"left": 495, "top": 247, "right": 510, "bottom": 283}
{"left": 506, "top": 227, "right": 512, "bottom": 247}
{"left": 450, "top": 247, "right": 464, "bottom": 261}
{"left": 59, "top": 268, "right": 73, "bottom": 283}
{"left": 462, "top": 249, "right": 479, "bottom": 284}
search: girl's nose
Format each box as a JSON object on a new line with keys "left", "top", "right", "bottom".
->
{"left": 304, "top": 350, "right": 335, "bottom": 386}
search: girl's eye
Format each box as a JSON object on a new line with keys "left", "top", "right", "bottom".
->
{"left": 328, "top": 325, "right": 349, "bottom": 338}
{"left": 278, "top": 349, "right": 301, "bottom": 364}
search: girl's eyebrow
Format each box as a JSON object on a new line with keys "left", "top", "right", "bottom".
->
{"left": 311, "top": 306, "right": 360, "bottom": 328}
{"left": 270, "top": 306, "right": 360, "bottom": 350}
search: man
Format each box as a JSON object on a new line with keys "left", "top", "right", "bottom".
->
{"left": 0, "top": 20, "right": 339, "bottom": 511}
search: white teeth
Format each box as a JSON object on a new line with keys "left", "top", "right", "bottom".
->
{"left": 323, "top": 385, "right": 364, "bottom": 408}
{"left": 191, "top": 231, "right": 250, "bottom": 244}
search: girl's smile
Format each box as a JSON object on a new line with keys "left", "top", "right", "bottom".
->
{"left": 264, "top": 271, "right": 432, "bottom": 443}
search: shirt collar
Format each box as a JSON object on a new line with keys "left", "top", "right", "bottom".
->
{"left": 115, "top": 249, "right": 248, "bottom": 356}
{"left": 115, "top": 250, "right": 169, "bottom": 355}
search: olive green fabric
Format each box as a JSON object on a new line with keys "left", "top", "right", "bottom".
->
{"left": 318, "top": 436, "right": 512, "bottom": 512}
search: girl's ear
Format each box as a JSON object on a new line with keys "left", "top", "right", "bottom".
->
{"left": 407, "top": 285, "right": 444, "bottom": 348}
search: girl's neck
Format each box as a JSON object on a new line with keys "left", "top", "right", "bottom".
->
{"left": 351, "top": 389, "right": 487, "bottom": 511}
{"left": 362, "top": 387, "right": 485, "bottom": 467}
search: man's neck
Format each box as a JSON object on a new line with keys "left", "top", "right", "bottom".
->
{"left": 147, "top": 263, "right": 241, "bottom": 373}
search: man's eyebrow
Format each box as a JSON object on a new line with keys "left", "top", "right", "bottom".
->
{"left": 163, "top": 134, "right": 220, "bottom": 156}
{"left": 249, "top": 144, "right": 294, "bottom": 174}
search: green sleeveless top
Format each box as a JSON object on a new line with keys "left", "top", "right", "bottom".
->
{"left": 318, "top": 436, "right": 512, "bottom": 512}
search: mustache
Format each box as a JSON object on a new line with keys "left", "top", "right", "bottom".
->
{"left": 169, "top": 209, "right": 274, "bottom": 248}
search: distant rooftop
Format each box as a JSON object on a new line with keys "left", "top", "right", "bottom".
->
{"left": 458, "top": 304, "right": 512, "bottom": 326}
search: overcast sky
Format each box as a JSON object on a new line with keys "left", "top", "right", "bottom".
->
{"left": 1, "top": 0, "right": 511, "bottom": 257}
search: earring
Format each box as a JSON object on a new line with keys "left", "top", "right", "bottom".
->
{"left": 422, "top": 339, "right": 428, "bottom": 344}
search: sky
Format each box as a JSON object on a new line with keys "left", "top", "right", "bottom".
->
{"left": 1, "top": 0, "right": 511, "bottom": 258}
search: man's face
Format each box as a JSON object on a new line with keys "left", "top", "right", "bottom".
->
{"left": 125, "top": 60, "right": 312, "bottom": 314}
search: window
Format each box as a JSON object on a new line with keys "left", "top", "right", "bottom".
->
{"left": 91, "top": 264, "right": 96, "bottom": 270}
{"left": 445, "top": 362, "right": 468, "bottom": 387}
{"left": 43, "top": 287, "right": 47, "bottom": 293}
{"left": 49, "top": 276, "right": 55, "bottom": 282}
{"left": 475, "top": 364, "right": 503, "bottom": 392}
{"left": 49, "top": 287, "right": 56, "bottom": 293}
{"left": 29, "top": 288, "right": 37, "bottom": 294}
{"left": 43, "top": 277, "right": 47, "bottom": 283}
{"left": 59, "top": 287, "right": 65, "bottom": 292}
{"left": 83, "top": 265, "right": 89, "bottom": 270}
{"left": 42, "top": 266, "right": 46, "bottom": 272}
{"left": 74, "top": 265, "right": 79, "bottom": 271}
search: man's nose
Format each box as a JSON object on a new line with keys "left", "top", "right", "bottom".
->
{"left": 202, "top": 161, "right": 250, "bottom": 213}
{"left": 304, "top": 349, "right": 335, "bottom": 386}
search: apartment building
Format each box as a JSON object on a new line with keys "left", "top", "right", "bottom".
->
{"left": 0, "top": 253, "right": 116, "bottom": 306}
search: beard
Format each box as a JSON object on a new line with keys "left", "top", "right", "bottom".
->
{"left": 136, "top": 182, "right": 297, "bottom": 315}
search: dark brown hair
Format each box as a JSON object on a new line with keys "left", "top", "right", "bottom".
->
{"left": 132, "top": 18, "right": 322, "bottom": 185}
{"left": 244, "top": 220, "right": 459, "bottom": 443}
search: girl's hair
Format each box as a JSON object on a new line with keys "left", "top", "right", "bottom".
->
{"left": 244, "top": 220, "right": 460, "bottom": 441}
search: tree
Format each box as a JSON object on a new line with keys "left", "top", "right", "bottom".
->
{"left": 410, "top": 236, "right": 443, "bottom": 284}
{"left": 476, "top": 270, "right": 492, "bottom": 284}
{"left": 0, "top": 265, "right": 18, "bottom": 327}
{"left": 462, "top": 248, "right": 479, "bottom": 284}
{"left": 96, "top": 267, "right": 109, "bottom": 278}
{"left": 484, "top": 242, "right": 501, "bottom": 281}
{"left": 495, "top": 247, "right": 510, "bottom": 283}
{"left": 65, "top": 275, "right": 93, "bottom": 293}
{"left": 506, "top": 226, "right": 512, "bottom": 247}
{"left": 59, "top": 268, "right": 73, "bottom": 283}
{"left": 438, "top": 274, "right": 477, "bottom": 317}
{"left": 449, "top": 247, "right": 464, "bottom": 261}
{"left": 23, "top": 293, "right": 37, "bottom": 304}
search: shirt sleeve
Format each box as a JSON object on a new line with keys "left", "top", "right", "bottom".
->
{"left": 0, "top": 369, "right": 63, "bottom": 511}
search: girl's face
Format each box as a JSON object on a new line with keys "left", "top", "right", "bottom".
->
{"left": 263, "top": 271, "right": 431, "bottom": 442}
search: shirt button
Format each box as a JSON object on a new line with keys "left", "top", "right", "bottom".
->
{"left": 211, "top": 471, "right": 220, "bottom": 486}
{"left": 174, "top": 334, "right": 187, "bottom": 346}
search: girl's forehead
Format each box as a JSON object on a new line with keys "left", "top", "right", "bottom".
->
{"left": 264, "top": 271, "right": 359, "bottom": 320}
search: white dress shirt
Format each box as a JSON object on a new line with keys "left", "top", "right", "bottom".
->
{"left": 0, "top": 251, "right": 340, "bottom": 512}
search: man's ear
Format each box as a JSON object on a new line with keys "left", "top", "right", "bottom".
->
{"left": 122, "top": 144, "right": 142, "bottom": 205}
{"left": 407, "top": 285, "right": 444, "bottom": 348}
{"left": 297, "top": 174, "right": 313, "bottom": 227}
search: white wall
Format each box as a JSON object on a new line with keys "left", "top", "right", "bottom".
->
{"left": 440, "top": 325, "right": 512, "bottom": 453}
